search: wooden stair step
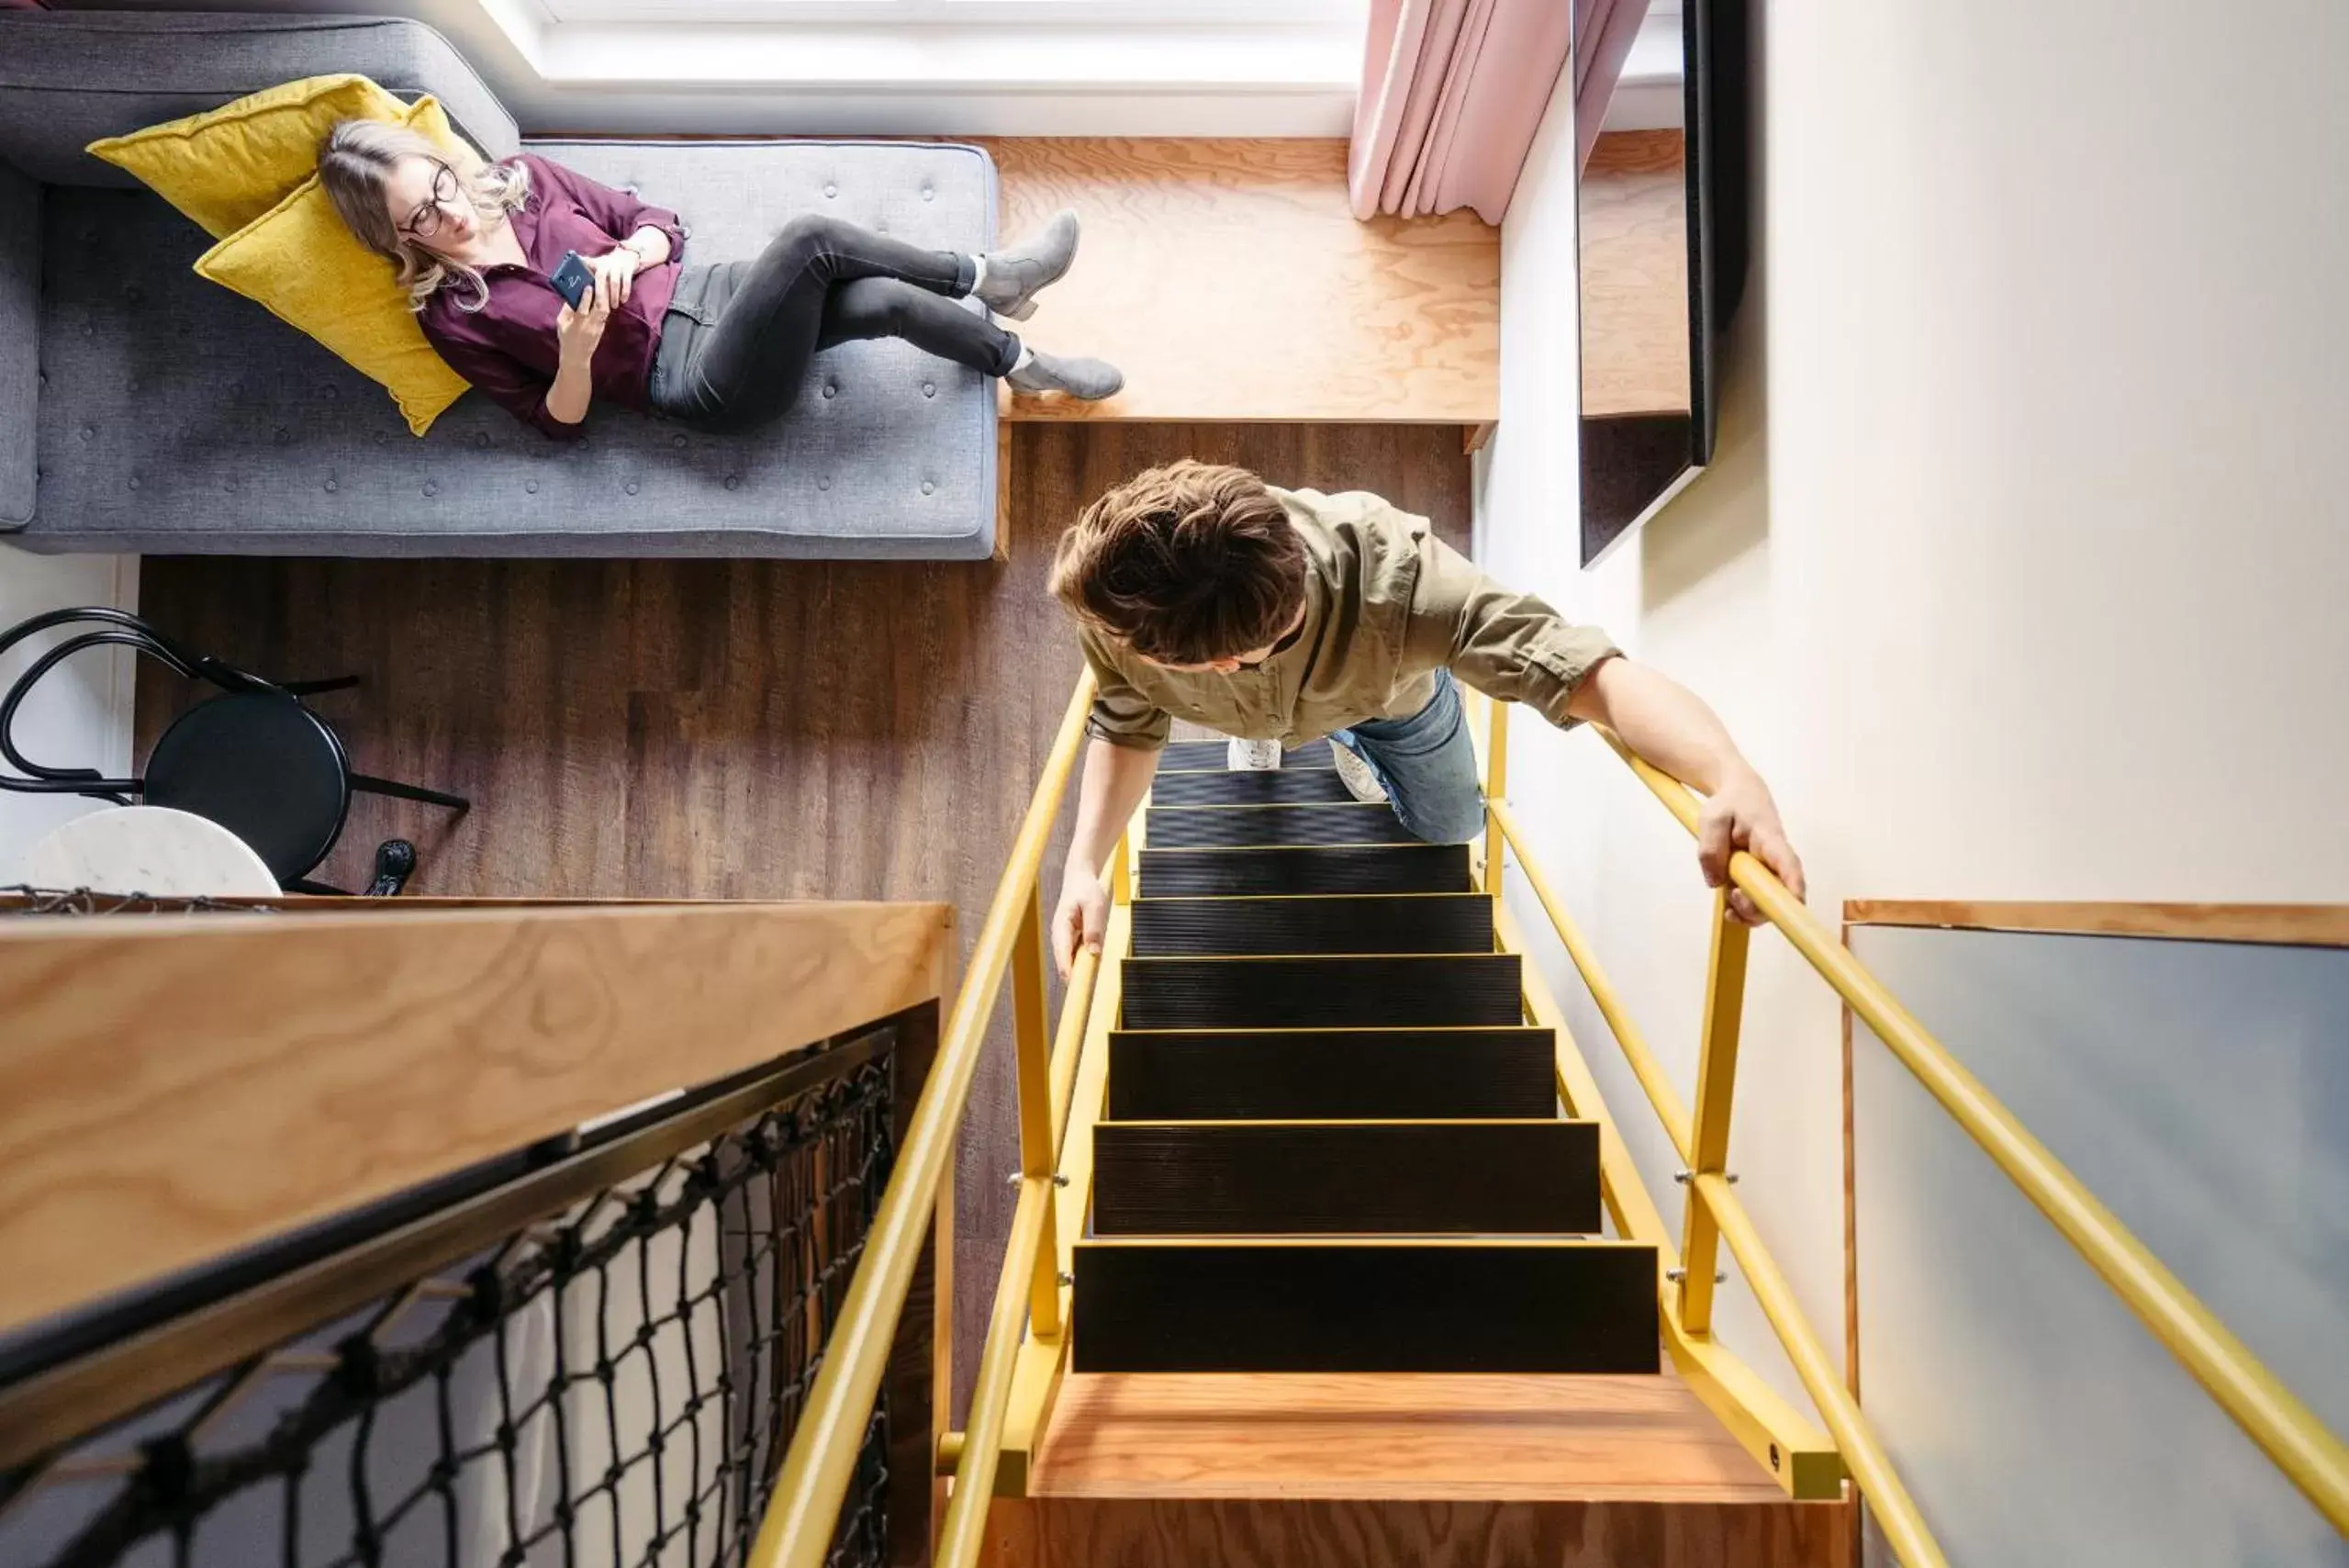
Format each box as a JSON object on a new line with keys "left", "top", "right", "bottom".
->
{"left": 1158, "top": 738, "right": 1334, "bottom": 771}
{"left": 1025, "top": 1372, "right": 1803, "bottom": 1502}
{"left": 1122, "top": 953, "right": 1521, "bottom": 1029}
{"left": 1148, "top": 768, "right": 1357, "bottom": 806}
{"left": 1136, "top": 844, "right": 1471, "bottom": 897}
{"left": 1129, "top": 893, "right": 1493, "bottom": 957}
{"left": 1143, "top": 802, "right": 1414, "bottom": 848}
{"left": 1091, "top": 1120, "right": 1600, "bottom": 1236}
{"left": 1108, "top": 1027, "right": 1555, "bottom": 1120}
{"left": 1071, "top": 1239, "right": 1661, "bottom": 1374}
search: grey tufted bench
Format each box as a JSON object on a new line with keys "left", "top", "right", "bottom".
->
{"left": 0, "top": 11, "right": 1000, "bottom": 560}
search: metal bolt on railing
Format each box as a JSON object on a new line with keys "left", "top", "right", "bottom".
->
{"left": 1666, "top": 1268, "right": 1727, "bottom": 1284}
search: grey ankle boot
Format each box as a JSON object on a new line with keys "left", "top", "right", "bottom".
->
{"left": 1006, "top": 352, "right": 1125, "bottom": 401}
{"left": 975, "top": 208, "right": 1080, "bottom": 320}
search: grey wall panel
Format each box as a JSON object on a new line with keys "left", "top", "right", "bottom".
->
{"left": 1851, "top": 924, "right": 2347, "bottom": 1567}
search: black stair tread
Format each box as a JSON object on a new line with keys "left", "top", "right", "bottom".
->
{"left": 1091, "top": 1119, "right": 1600, "bottom": 1236}
{"left": 1159, "top": 738, "right": 1335, "bottom": 771}
{"left": 1137, "top": 844, "right": 1471, "bottom": 897}
{"left": 1123, "top": 953, "right": 1522, "bottom": 1029}
{"left": 1108, "top": 1026, "right": 1555, "bottom": 1119}
{"left": 1143, "top": 801, "right": 1414, "bottom": 849}
{"left": 1072, "top": 1239, "right": 1661, "bottom": 1374}
{"left": 1149, "top": 768, "right": 1357, "bottom": 806}
{"left": 1130, "top": 892, "right": 1493, "bottom": 956}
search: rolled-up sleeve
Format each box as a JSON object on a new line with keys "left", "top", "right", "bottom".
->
{"left": 1404, "top": 534, "right": 1618, "bottom": 728}
{"left": 1079, "top": 633, "right": 1171, "bottom": 750}
{"left": 421, "top": 327, "right": 582, "bottom": 442}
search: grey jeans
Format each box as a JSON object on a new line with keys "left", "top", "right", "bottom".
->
{"left": 647, "top": 213, "right": 1019, "bottom": 434}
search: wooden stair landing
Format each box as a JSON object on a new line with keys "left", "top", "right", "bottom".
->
{"left": 986, "top": 139, "right": 1499, "bottom": 424}
{"left": 1028, "top": 1372, "right": 1795, "bottom": 1503}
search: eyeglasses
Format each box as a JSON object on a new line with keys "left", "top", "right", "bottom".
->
{"left": 398, "top": 162, "right": 461, "bottom": 241}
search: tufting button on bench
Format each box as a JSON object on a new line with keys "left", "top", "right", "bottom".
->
{"left": 475, "top": 432, "right": 492, "bottom": 449}
{"left": 624, "top": 481, "right": 640, "bottom": 496}
{"left": 921, "top": 186, "right": 934, "bottom": 201}
{"left": 822, "top": 383, "right": 837, "bottom": 399}
{"left": 823, "top": 183, "right": 837, "bottom": 198}
{"left": 673, "top": 434, "right": 688, "bottom": 448}
{"left": 324, "top": 478, "right": 339, "bottom": 493}
{"left": 422, "top": 480, "right": 439, "bottom": 498}
{"left": 817, "top": 476, "right": 832, "bottom": 491}
{"left": 127, "top": 476, "right": 140, "bottom": 491}
{"left": 921, "top": 480, "right": 934, "bottom": 496}
{"left": 724, "top": 475, "right": 742, "bottom": 491}
{"left": 922, "top": 381, "right": 935, "bottom": 398}
{"left": 525, "top": 480, "right": 539, "bottom": 494}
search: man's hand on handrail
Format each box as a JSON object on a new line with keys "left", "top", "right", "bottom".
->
{"left": 1693, "top": 769, "right": 1806, "bottom": 924}
{"left": 1051, "top": 736, "right": 1158, "bottom": 978}
{"left": 1565, "top": 657, "right": 1806, "bottom": 925}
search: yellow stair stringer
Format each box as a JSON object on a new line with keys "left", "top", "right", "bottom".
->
{"left": 1498, "top": 899, "right": 1848, "bottom": 1501}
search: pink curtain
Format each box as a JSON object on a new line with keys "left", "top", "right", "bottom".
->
{"left": 1573, "top": 0, "right": 1653, "bottom": 173}
{"left": 1347, "top": 0, "right": 1576, "bottom": 224}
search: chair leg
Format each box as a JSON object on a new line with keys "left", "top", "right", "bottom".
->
{"left": 365, "top": 840, "right": 417, "bottom": 897}
{"left": 280, "top": 675, "right": 363, "bottom": 697}
{"left": 350, "top": 772, "right": 471, "bottom": 812}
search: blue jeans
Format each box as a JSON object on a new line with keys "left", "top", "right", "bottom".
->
{"left": 1332, "top": 670, "right": 1486, "bottom": 846}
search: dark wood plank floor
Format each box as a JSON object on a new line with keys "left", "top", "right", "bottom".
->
{"left": 137, "top": 422, "right": 1471, "bottom": 1412}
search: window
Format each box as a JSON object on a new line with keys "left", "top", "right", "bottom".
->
{"left": 539, "top": 0, "right": 1365, "bottom": 26}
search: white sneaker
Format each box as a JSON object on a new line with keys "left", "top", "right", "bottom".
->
{"left": 1329, "top": 741, "right": 1390, "bottom": 803}
{"left": 1226, "top": 737, "right": 1282, "bottom": 770}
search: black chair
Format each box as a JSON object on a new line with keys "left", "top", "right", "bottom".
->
{"left": 0, "top": 608, "right": 467, "bottom": 893}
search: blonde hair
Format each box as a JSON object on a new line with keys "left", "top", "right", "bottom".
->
{"left": 317, "top": 119, "right": 530, "bottom": 313}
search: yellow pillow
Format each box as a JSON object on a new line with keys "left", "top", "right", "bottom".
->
{"left": 196, "top": 96, "right": 475, "bottom": 437}
{"left": 87, "top": 74, "right": 415, "bottom": 240}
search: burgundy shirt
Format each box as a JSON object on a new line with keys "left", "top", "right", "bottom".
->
{"left": 418, "top": 154, "right": 687, "bottom": 441}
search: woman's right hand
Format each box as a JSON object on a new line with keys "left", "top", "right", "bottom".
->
{"left": 555, "top": 295, "right": 610, "bottom": 366}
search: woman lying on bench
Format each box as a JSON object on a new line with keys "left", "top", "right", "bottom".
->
{"left": 319, "top": 121, "right": 1121, "bottom": 441}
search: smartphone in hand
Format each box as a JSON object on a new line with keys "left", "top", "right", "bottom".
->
{"left": 551, "top": 250, "right": 595, "bottom": 311}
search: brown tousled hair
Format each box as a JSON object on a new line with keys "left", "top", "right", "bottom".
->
{"left": 1049, "top": 461, "right": 1306, "bottom": 666}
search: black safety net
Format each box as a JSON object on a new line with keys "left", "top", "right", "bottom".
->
{"left": 0, "top": 1041, "right": 899, "bottom": 1568}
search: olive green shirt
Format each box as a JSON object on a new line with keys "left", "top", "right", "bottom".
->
{"left": 1079, "top": 487, "right": 1620, "bottom": 750}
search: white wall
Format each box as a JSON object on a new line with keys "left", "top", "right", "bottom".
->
{"left": 1476, "top": 0, "right": 2349, "bottom": 1444}
{"left": 0, "top": 550, "right": 140, "bottom": 881}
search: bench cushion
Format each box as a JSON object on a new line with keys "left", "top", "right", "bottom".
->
{"left": 0, "top": 162, "right": 35, "bottom": 531}
{"left": 20, "top": 139, "right": 1000, "bottom": 559}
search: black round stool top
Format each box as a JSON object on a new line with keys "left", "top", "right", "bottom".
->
{"left": 143, "top": 692, "right": 350, "bottom": 881}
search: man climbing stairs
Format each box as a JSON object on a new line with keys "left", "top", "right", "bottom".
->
{"left": 1071, "top": 738, "right": 1661, "bottom": 1375}
{"left": 979, "top": 739, "right": 1851, "bottom": 1567}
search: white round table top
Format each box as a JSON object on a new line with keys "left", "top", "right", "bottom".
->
{"left": 24, "top": 805, "right": 279, "bottom": 899}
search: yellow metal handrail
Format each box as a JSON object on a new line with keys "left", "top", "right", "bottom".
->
{"left": 749, "top": 671, "right": 1101, "bottom": 1568}
{"left": 1478, "top": 689, "right": 2349, "bottom": 1563}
